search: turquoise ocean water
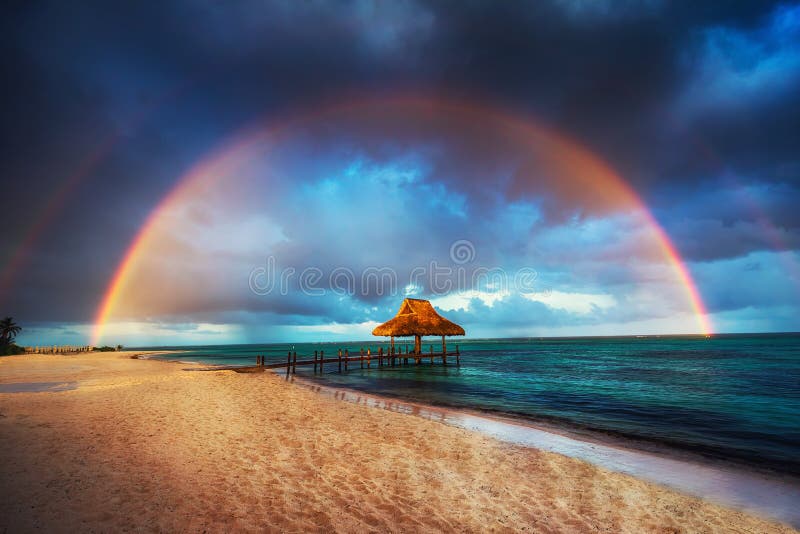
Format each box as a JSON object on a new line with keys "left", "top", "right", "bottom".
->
{"left": 144, "top": 333, "right": 800, "bottom": 475}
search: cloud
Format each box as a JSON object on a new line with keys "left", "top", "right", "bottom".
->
{"left": 552, "top": 0, "right": 664, "bottom": 21}
{"left": 430, "top": 290, "right": 511, "bottom": 312}
{"left": 656, "top": 179, "right": 800, "bottom": 261}
{"left": 2, "top": 0, "right": 799, "bottom": 342}
{"left": 694, "top": 250, "right": 800, "bottom": 313}
{"left": 291, "top": 320, "right": 380, "bottom": 337}
{"left": 523, "top": 290, "right": 617, "bottom": 314}
{"left": 677, "top": 4, "right": 800, "bottom": 115}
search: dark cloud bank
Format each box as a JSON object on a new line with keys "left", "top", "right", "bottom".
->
{"left": 1, "top": 0, "right": 798, "bottom": 335}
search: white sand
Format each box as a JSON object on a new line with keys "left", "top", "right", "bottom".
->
{"left": 0, "top": 351, "right": 795, "bottom": 533}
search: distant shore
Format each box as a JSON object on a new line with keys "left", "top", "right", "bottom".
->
{"left": 0, "top": 351, "right": 796, "bottom": 532}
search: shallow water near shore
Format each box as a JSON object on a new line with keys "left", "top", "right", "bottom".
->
{"left": 145, "top": 334, "right": 800, "bottom": 476}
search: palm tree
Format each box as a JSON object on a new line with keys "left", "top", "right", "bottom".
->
{"left": 0, "top": 317, "right": 22, "bottom": 346}
{"left": 116, "top": 344, "right": 123, "bottom": 351}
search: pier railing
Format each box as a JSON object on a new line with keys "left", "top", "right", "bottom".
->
{"left": 240, "top": 345, "right": 461, "bottom": 378}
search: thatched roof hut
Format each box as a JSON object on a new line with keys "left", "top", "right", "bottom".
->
{"left": 372, "top": 298, "right": 465, "bottom": 354}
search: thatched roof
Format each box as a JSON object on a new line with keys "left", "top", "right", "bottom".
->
{"left": 372, "top": 298, "right": 465, "bottom": 337}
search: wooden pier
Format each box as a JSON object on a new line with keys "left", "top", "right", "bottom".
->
{"left": 238, "top": 344, "right": 461, "bottom": 378}
{"left": 235, "top": 298, "right": 466, "bottom": 379}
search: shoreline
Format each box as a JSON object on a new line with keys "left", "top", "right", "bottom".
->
{"left": 2, "top": 351, "right": 796, "bottom": 532}
{"left": 285, "top": 372, "right": 800, "bottom": 528}
{"left": 292, "top": 369, "right": 800, "bottom": 478}
{"left": 145, "top": 354, "right": 800, "bottom": 526}
{"left": 148, "top": 351, "right": 800, "bottom": 527}
{"left": 149, "top": 351, "right": 799, "bottom": 478}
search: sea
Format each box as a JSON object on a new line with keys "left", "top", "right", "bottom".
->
{"left": 142, "top": 333, "right": 800, "bottom": 476}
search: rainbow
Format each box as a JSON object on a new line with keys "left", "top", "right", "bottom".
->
{"left": 0, "top": 140, "right": 115, "bottom": 303}
{"left": 0, "top": 83, "right": 188, "bottom": 306}
{"left": 91, "top": 96, "right": 713, "bottom": 345}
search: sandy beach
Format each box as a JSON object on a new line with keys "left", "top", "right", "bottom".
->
{"left": 0, "top": 351, "right": 795, "bottom": 533}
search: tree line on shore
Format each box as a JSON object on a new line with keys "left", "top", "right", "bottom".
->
{"left": 1, "top": 317, "right": 123, "bottom": 355}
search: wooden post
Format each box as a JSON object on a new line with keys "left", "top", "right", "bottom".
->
{"left": 286, "top": 351, "right": 291, "bottom": 378}
{"left": 314, "top": 350, "right": 318, "bottom": 372}
{"left": 292, "top": 351, "right": 297, "bottom": 374}
{"left": 442, "top": 336, "right": 446, "bottom": 358}
{"left": 345, "top": 349, "right": 349, "bottom": 370}
{"left": 320, "top": 350, "right": 324, "bottom": 373}
{"left": 367, "top": 348, "right": 371, "bottom": 368}
{"left": 456, "top": 345, "right": 460, "bottom": 366}
{"left": 379, "top": 347, "right": 383, "bottom": 366}
{"left": 338, "top": 349, "right": 342, "bottom": 372}
{"left": 414, "top": 335, "right": 422, "bottom": 355}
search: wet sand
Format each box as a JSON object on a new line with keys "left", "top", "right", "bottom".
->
{"left": 0, "top": 351, "right": 795, "bottom": 532}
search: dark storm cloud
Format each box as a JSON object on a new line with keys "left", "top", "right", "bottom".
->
{"left": 1, "top": 0, "right": 798, "bottom": 326}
